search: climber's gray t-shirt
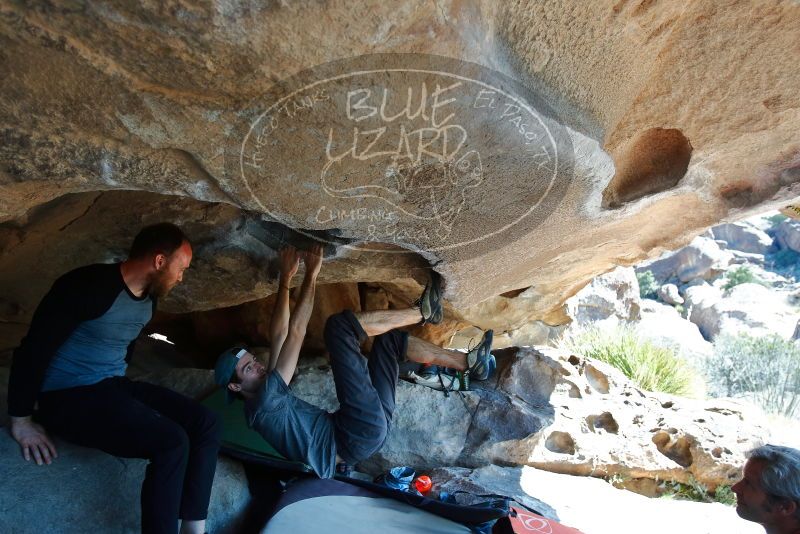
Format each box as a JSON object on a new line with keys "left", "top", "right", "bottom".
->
{"left": 245, "top": 370, "right": 337, "bottom": 478}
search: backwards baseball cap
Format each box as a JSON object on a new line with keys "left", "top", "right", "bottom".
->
{"left": 214, "top": 347, "right": 249, "bottom": 404}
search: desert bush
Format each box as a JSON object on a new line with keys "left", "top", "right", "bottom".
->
{"left": 636, "top": 270, "right": 659, "bottom": 299}
{"left": 559, "top": 326, "right": 700, "bottom": 397}
{"left": 723, "top": 266, "right": 768, "bottom": 291}
{"left": 705, "top": 333, "right": 800, "bottom": 418}
{"left": 713, "top": 485, "right": 737, "bottom": 506}
{"left": 659, "top": 476, "right": 736, "bottom": 506}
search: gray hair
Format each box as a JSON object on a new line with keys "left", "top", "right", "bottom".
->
{"left": 748, "top": 444, "right": 800, "bottom": 519}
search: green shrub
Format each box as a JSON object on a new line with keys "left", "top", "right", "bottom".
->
{"left": 636, "top": 270, "right": 659, "bottom": 299}
{"left": 723, "top": 266, "right": 768, "bottom": 290}
{"left": 713, "top": 485, "right": 737, "bottom": 506}
{"left": 559, "top": 326, "right": 701, "bottom": 397}
{"left": 659, "top": 476, "right": 735, "bottom": 505}
{"left": 705, "top": 333, "right": 800, "bottom": 418}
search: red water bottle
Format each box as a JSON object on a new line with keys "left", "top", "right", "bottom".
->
{"left": 414, "top": 475, "right": 432, "bottom": 494}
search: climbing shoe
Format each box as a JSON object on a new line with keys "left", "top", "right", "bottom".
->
{"left": 410, "top": 365, "right": 468, "bottom": 392}
{"left": 414, "top": 270, "right": 443, "bottom": 325}
{"left": 466, "top": 329, "right": 495, "bottom": 381}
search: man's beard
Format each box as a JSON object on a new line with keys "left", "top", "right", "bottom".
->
{"left": 148, "top": 270, "right": 173, "bottom": 298}
{"left": 735, "top": 501, "right": 769, "bottom": 524}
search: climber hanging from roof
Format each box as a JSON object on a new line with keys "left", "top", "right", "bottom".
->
{"left": 214, "top": 244, "right": 495, "bottom": 478}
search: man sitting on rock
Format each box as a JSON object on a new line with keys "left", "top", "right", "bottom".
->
{"left": 732, "top": 444, "right": 800, "bottom": 534}
{"left": 7, "top": 223, "right": 221, "bottom": 534}
{"left": 214, "top": 244, "right": 494, "bottom": 478}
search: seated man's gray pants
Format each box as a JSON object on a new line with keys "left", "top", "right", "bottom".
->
{"left": 324, "top": 309, "right": 408, "bottom": 465}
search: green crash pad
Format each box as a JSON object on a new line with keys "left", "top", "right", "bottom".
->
{"left": 201, "top": 388, "right": 313, "bottom": 473}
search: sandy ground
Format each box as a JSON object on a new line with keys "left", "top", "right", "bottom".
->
{"left": 521, "top": 467, "right": 763, "bottom": 534}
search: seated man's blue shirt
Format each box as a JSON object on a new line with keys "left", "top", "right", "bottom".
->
{"left": 40, "top": 289, "right": 153, "bottom": 392}
{"left": 245, "top": 370, "right": 337, "bottom": 478}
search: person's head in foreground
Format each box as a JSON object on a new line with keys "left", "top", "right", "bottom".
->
{"left": 214, "top": 347, "right": 265, "bottom": 402}
{"left": 127, "top": 222, "right": 192, "bottom": 298}
{"left": 732, "top": 444, "right": 800, "bottom": 534}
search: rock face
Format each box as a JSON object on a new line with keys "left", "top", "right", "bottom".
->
{"left": 290, "top": 346, "right": 766, "bottom": 491}
{"left": 774, "top": 219, "right": 800, "bottom": 253}
{"left": 685, "top": 282, "right": 798, "bottom": 341}
{"left": 186, "top": 280, "right": 365, "bottom": 358}
{"left": 561, "top": 269, "right": 713, "bottom": 363}
{"left": 641, "top": 236, "right": 734, "bottom": 283}
{"left": 290, "top": 354, "right": 552, "bottom": 472}
{"left": 2, "top": 1, "right": 800, "bottom": 345}
{"left": 491, "top": 320, "right": 565, "bottom": 350}
{"left": 657, "top": 283, "right": 683, "bottom": 305}
{"left": 0, "top": 434, "right": 250, "bottom": 534}
{"left": 563, "top": 267, "right": 641, "bottom": 326}
{"left": 636, "top": 299, "right": 712, "bottom": 364}
{"left": 487, "top": 348, "right": 765, "bottom": 491}
{"left": 0, "top": 192, "right": 430, "bottom": 343}
{"left": 0, "top": 367, "right": 251, "bottom": 533}
{"left": 710, "top": 223, "right": 773, "bottom": 255}
{"left": 682, "top": 282, "right": 722, "bottom": 312}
